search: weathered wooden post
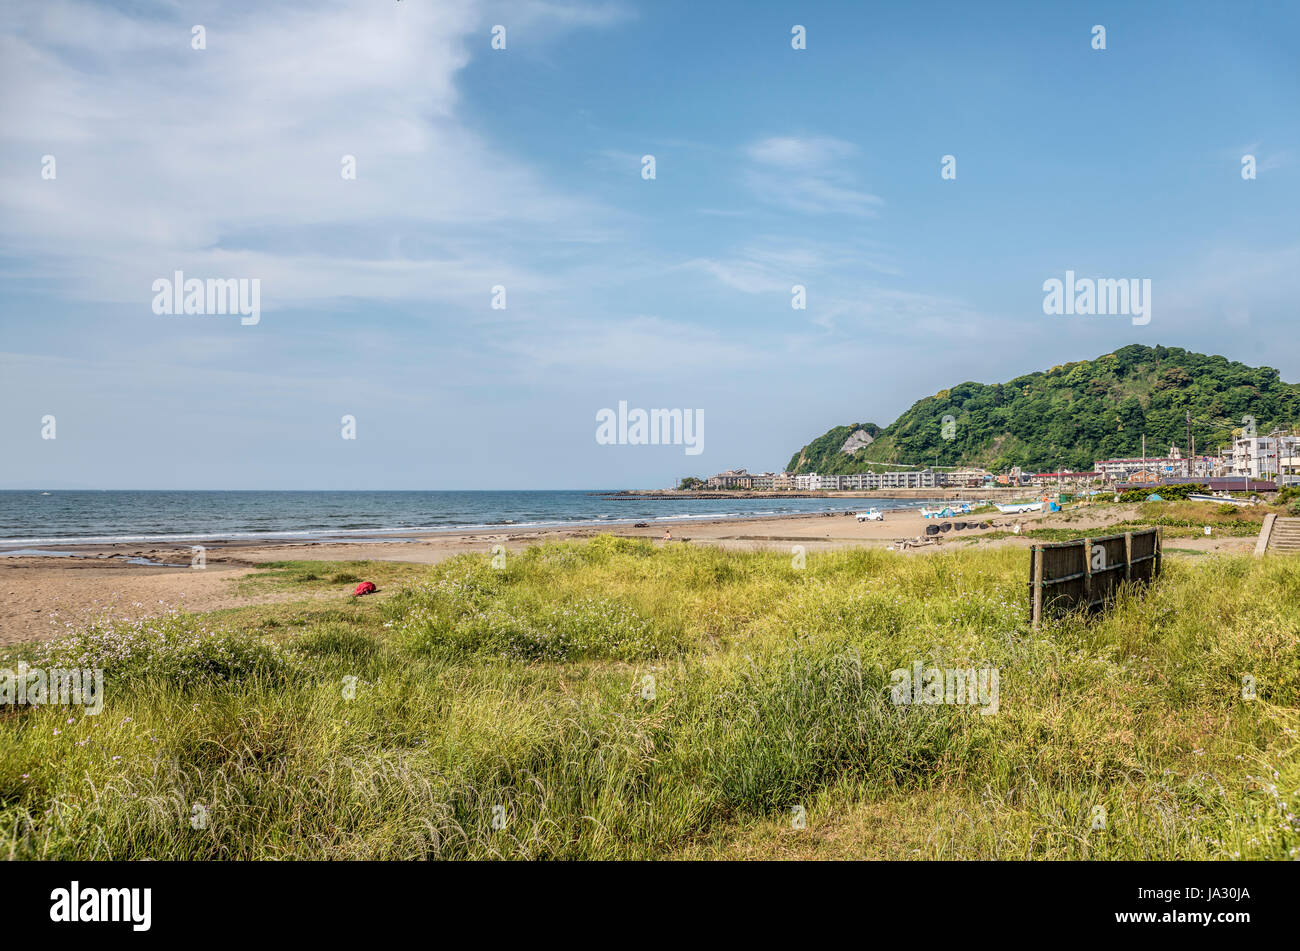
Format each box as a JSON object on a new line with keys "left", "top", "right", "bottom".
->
{"left": 1123, "top": 531, "right": 1132, "bottom": 584}
{"left": 1031, "top": 546, "right": 1044, "bottom": 629}
{"left": 1082, "top": 536, "right": 1092, "bottom": 608}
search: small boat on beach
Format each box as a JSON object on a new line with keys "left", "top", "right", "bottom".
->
{"left": 920, "top": 502, "right": 973, "bottom": 519}
{"left": 1188, "top": 493, "right": 1257, "bottom": 506}
{"left": 994, "top": 501, "right": 1044, "bottom": 514}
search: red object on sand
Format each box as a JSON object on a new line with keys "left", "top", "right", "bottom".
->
{"left": 353, "top": 581, "right": 377, "bottom": 596}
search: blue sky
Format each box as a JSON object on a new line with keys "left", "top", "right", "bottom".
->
{"left": 1, "top": 0, "right": 1297, "bottom": 489}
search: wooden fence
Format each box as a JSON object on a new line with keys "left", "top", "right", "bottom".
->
{"left": 1028, "top": 528, "right": 1162, "bottom": 627}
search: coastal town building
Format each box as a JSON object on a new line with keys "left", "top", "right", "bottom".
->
{"left": 705, "top": 469, "right": 752, "bottom": 489}
{"left": 1029, "top": 471, "right": 1101, "bottom": 488}
{"left": 1281, "top": 442, "right": 1300, "bottom": 486}
{"left": 1226, "top": 433, "right": 1300, "bottom": 480}
{"left": 1094, "top": 446, "right": 1190, "bottom": 482}
{"left": 1188, "top": 455, "right": 1224, "bottom": 478}
{"left": 705, "top": 468, "right": 942, "bottom": 491}
{"left": 937, "top": 468, "right": 993, "bottom": 487}
{"left": 704, "top": 434, "right": 1300, "bottom": 493}
{"left": 835, "top": 469, "right": 939, "bottom": 489}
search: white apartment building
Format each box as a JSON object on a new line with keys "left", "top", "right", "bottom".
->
{"left": 714, "top": 468, "right": 940, "bottom": 492}
{"left": 1280, "top": 445, "right": 1300, "bottom": 486}
{"left": 1228, "top": 434, "right": 1300, "bottom": 480}
{"left": 937, "top": 468, "right": 993, "bottom": 487}
{"left": 835, "top": 469, "right": 938, "bottom": 490}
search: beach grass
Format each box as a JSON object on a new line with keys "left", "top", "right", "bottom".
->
{"left": 2, "top": 538, "right": 1297, "bottom": 860}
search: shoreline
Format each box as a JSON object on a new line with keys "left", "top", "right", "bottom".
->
{"left": 0, "top": 504, "right": 1257, "bottom": 646}
{"left": 0, "top": 499, "right": 949, "bottom": 555}
{"left": 0, "top": 508, "right": 1014, "bottom": 645}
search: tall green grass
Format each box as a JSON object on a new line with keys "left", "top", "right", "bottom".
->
{"left": 1, "top": 539, "right": 1296, "bottom": 859}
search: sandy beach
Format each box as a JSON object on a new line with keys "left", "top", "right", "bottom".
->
{"left": 0, "top": 505, "right": 1255, "bottom": 646}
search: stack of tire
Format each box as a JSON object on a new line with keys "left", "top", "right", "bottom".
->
{"left": 925, "top": 520, "right": 993, "bottom": 537}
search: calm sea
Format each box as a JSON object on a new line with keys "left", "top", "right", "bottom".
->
{"left": 0, "top": 490, "right": 939, "bottom": 549}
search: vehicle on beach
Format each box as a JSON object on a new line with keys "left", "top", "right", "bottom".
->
{"left": 855, "top": 508, "right": 884, "bottom": 521}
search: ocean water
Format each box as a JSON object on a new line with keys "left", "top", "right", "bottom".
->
{"left": 0, "top": 490, "right": 940, "bottom": 548}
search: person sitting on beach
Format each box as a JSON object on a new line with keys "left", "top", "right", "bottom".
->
{"left": 663, "top": 529, "right": 672, "bottom": 543}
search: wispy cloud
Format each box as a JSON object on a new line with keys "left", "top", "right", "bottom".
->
{"left": 687, "top": 238, "right": 899, "bottom": 298}
{"left": 746, "top": 136, "right": 857, "bottom": 169}
{"left": 743, "top": 135, "right": 882, "bottom": 216}
{"left": 1232, "top": 142, "right": 1291, "bottom": 172}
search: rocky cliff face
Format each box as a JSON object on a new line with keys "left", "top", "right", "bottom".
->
{"left": 839, "top": 429, "right": 874, "bottom": 454}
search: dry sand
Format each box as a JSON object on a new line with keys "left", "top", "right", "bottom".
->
{"left": 0, "top": 505, "right": 1256, "bottom": 646}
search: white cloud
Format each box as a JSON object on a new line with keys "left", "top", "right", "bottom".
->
{"left": 742, "top": 136, "right": 881, "bottom": 216}
{"left": 747, "top": 136, "right": 857, "bottom": 168}
{"left": 685, "top": 258, "right": 791, "bottom": 294}
{"left": 0, "top": 0, "right": 618, "bottom": 307}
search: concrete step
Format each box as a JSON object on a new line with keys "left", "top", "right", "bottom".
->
{"left": 1263, "top": 517, "right": 1300, "bottom": 554}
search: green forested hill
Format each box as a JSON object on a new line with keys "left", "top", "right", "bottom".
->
{"left": 786, "top": 345, "right": 1300, "bottom": 474}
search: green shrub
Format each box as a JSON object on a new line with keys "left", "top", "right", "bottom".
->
{"left": 399, "top": 590, "right": 681, "bottom": 661}
{"left": 32, "top": 613, "right": 297, "bottom": 688}
{"left": 1119, "top": 483, "right": 1205, "bottom": 503}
